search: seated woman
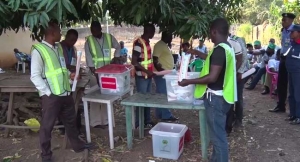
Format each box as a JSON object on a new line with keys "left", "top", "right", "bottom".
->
{"left": 262, "top": 49, "right": 281, "bottom": 95}
{"left": 14, "top": 48, "right": 31, "bottom": 71}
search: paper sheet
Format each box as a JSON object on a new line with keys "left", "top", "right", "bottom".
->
{"left": 178, "top": 52, "right": 191, "bottom": 82}
{"left": 242, "top": 68, "right": 256, "bottom": 79}
{"left": 71, "top": 51, "right": 82, "bottom": 91}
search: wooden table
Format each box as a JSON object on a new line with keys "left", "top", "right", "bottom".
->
{"left": 0, "top": 75, "right": 89, "bottom": 148}
{"left": 121, "top": 93, "right": 209, "bottom": 160}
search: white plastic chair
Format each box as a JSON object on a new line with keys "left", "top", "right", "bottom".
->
{"left": 17, "top": 61, "right": 26, "bottom": 73}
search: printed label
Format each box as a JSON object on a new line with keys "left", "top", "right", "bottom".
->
{"left": 60, "top": 57, "right": 66, "bottom": 68}
{"left": 104, "top": 49, "right": 110, "bottom": 57}
{"left": 100, "top": 77, "right": 117, "bottom": 90}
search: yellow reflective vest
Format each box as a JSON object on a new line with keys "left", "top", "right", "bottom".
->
{"left": 31, "top": 43, "right": 71, "bottom": 95}
{"left": 86, "top": 33, "right": 112, "bottom": 68}
{"left": 194, "top": 43, "right": 237, "bottom": 104}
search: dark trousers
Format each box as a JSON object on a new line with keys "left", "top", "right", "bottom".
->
{"left": 249, "top": 66, "right": 266, "bottom": 88}
{"left": 226, "top": 79, "right": 245, "bottom": 132}
{"left": 276, "top": 60, "right": 288, "bottom": 109}
{"left": 288, "top": 72, "right": 300, "bottom": 118}
{"left": 40, "top": 95, "right": 85, "bottom": 160}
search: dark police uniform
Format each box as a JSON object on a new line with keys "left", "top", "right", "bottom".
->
{"left": 285, "top": 25, "right": 300, "bottom": 124}
{"left": 270, "top": 13, "right": 296, "bottom": 112}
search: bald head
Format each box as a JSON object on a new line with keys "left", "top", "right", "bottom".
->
{"left": 44, "top": 21, "right": 61, "bottom": 43}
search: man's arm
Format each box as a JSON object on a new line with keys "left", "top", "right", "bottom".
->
{"left": 30, "top": 49, "right": 51, "bottom": 96}
{"left": 111, "top": 35, "right": 121, "bottom": 58}
{"left": 181, "top": 47, "right": 225, "bottom": 85}
{"left": 187, "top": 49, "right": 207, "bottom": 60}
{"left": 152, "top": 43, "right": 164, "bottom": 71}
{"left": 84, "top": 41, "right": 96, "bottom": 74}
{"left": 249, "top": 49, "right": 266, "bottom": 55}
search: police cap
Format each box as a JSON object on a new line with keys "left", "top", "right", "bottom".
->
{"left": 290, "top": 25, "right": 300, "bottom": 32}
{"left": 282, "top": 13, "right": 296, "bottom": 19}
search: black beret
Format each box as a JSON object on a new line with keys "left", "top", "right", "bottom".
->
{"left": 282, "top": 13, "right": 296, "bottom": 19}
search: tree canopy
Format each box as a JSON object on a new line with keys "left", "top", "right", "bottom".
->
{"left": 0, "top": 0, "right": 243, "bottom": 41}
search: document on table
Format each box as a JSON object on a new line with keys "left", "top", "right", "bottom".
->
{"left": 178, "top": 52, "right": 191, "bottom": 82}
{"left": 71, "top": 51, "right": 82, "bottom": 91}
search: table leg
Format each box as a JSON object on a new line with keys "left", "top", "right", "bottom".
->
{"left": 111, "top": 103, "right": 115, "bottom": 127}
{"left": 107, "top": 102, "right": 114, "bottom": 149}
{"left": 140, "top": 108, "right": 144, "bottom": 138}
{"left": 131, "top": 107, "right": 135, "bottom": 130}
{"left": 83, "top": 101, "right": 91, "bottom": 143}
{"left": 125, "top": 106, "right": 133, "bottom": 149}
{"left": 199, "top": 110, "right": 208, "bottom": 160}
{"left": 5, "top": 92, "right": 14, "bottom": 137}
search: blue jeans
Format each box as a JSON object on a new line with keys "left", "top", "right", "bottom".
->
{"left": 288, "top": 72, "right": 300, "bottom": 118}
{"left": 154, "top": 76, "right": 173, "bottom": 119}
{"left": 135, "top": 76, "right": 152, "bottom": 126}
{"left": 204, "top": 94, "right": 231, "bottom": 162}
{"left": 249, "top": 66, "right": 266, "bottom": 88}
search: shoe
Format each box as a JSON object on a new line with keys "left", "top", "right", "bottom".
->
{"left": 233, "top": 120, "right": 243, "bottom": 128}
{"left": 135, "top": 122, "right": 156, "bottom": 130}
{"left": 245, "top": 86, "right": 254, "bottom": 90}
{"left": 161, "top": 116, "right": 179, "bottom": 121}
{"left": 261, "top": 90, "right": 270, "bottom": 95}
{"left": 290, "top": 118, "right": 300, "bottom": 125}
{"left": 42, "top": 159, "right": 52, "bottom": 162}
{"left": 93, "top": 124, "right": 108, "bottom": 129}
{"left": 285, "top": 116, "right": 296, "bottom": 121}
{"left": 269, "top": 106, "right": 286, "bottom": 113}
{"left": 74, "top": 143, "right": 98, "bottom": 153}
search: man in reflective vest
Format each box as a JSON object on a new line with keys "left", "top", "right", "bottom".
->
{"left": 84, "top": 21, "right": 121, "bottom": 128}
{"left": 285, "top": 24, "right": 300, "bottom": 124}
{"left": 30, "top": 22, "right": 91, "bottom": 162}
{"left": 131, "top": 24, "right": 156, "bottom": 129}
{"left": 179, "top": 18, "right": 237, "bottom": 161}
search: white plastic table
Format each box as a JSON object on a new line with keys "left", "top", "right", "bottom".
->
{"left": 82, "top": 87, "right": 133, "bottom": 149}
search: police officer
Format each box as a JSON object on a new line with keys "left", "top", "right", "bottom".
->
{"left": 269, "top": 13, "right": 296, "bottom": 113}
{"left": 285, "top": 24, "right": 300, "bottom": 124}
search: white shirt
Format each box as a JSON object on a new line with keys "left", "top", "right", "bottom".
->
{"left": 228, "top": 37, "right": 246, "bottom": 73}
{"left": 268, "top": 59, "right": 280, "bottom": 72}
{"left": 30, "top": 41, "right": 70, "bottom": 97}
{"left": 227, "top": 37, "right": 242, "bottom": 55}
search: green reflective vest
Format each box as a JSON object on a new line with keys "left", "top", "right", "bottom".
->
{"left": 194, "top": 43, "right": 237, "bottom": 104}
{"left": 32, "top": 43, "right": 71, "bottom": 95}
{"left": 86, "top": 33, "right": 112, "bottom": 68}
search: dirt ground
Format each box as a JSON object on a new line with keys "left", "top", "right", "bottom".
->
{"left": 1, "top": 81, "right": 300, "bottom": 162}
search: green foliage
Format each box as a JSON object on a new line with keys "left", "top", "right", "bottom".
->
{"left": 236, "top": 23, "right": 253, "bottom": 42}
{"left": 106, "top": 0, "right": 243, "bottom": 40}
{"left": 0, "top": 0, "right": 102, "bottom": 41}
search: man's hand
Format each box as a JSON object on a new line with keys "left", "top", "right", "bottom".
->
{"left": 187, "top": 49, "right": 197, "bottom": 55}
{"left": 146, "top": 71, "right": 156, "bottom": 78}
{"left": 178, "top": 79, "right": 190, "bottom": 87}
{"left": 70, "top": 73, "right": 80, "bottom": 81}
{"left": 237, "top": 73, "right": 242, "bottom": 82}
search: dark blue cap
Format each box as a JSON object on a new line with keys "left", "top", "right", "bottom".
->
{"left": 282, "top": 13, "right": 296, "bottom": 19}
{"left": 290, "top": 25, "right": 300, "bottom": 31}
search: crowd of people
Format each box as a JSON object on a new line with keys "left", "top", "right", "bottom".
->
{"left": 26, "top": 10, "right": 300, "bottom": 162}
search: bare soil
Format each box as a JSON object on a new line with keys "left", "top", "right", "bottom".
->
{"left": 1, "top": 82, "right": 300, "bottom": 162}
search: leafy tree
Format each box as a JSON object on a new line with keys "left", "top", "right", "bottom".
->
{"left": 0, "top": 0, "right": 102, "bottom": 41}
{"left": 106, "top": 0, "right": 243, "bottom": 40}
{"left": 0, "top": 0, "right": 243, "bottom": 41}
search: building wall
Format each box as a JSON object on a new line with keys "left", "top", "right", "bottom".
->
{"left": 0, "top": 30, "right": 36, "bottom": 68}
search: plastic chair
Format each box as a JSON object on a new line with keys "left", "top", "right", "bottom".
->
{"left": 266, "top": 65, "right": 278, "bottom": 98}
{"left": 15, "top": 53, "right": 26, "bottom": 73}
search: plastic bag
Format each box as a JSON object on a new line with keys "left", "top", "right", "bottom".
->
{"left": 24, "top": 118, "right": 40, "bottom": 132}
{"left": 178, "top": 52, "right": 191, "bottom": 82}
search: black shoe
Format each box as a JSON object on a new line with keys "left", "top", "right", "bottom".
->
{"left": 261, "top": 90, "right": 270, "bottom": 95}
{"left": 93, "top": 124, "right": 108, "bottom": 129}
{"left": 269, "top": 106, "right": 286, "bottom": 113}
{"left": 42, "top": 159, "right": 52, "bottom": 162}
{"left": 290, "top": 118, "right": 300, "bottom": 125}
{"left": 285, "top": 116, "right": 296, "bottom": 121}
{"left": 245, "top": 86, "right": 254, "bottom": 90}
{"left": 161, "top": 116, "right": 179, "bottom": 121}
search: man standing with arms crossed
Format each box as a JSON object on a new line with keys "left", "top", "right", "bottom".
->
{"left": 85, "top": 21, "right": 121, "bottom": 128}
{"left": 179, "top": 18, "right": 236, "bottom": 161}
{"left": 269, "top": 13, "right": 296, "bottom": 113}
{"left": 131, "top": 24, "right": 156, "bottom": 129}
{"left": 30, "top": 21, "right": 91, "bottom": 162}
